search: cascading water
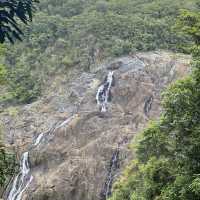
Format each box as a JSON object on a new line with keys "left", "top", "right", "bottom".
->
{"left": 144, "top": 95, "right": 153, "bottom": 116}
{"left": 7, "top": 152, "right": 33, "bottom": 200}
{"left": 100, "top": 138, "right": 129, "bottom": 200}
{"left": 34, "top": 133, "right": 44, "bottom": 146}
{"left": 96, "top": 71, "right": 114, "bottom": 112}
{"left": 6, "top": 115, "right": 75, "bottom": 200}
{"left": 8, "top": 71, "right": 117, "bottom": 200}
{"left": 101, "top": 147, "right": 120, "bottom": 200}
{"left": 54, "top": 115, "right": 75, "bottom": 130}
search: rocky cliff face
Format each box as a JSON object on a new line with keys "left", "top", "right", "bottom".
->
{"left": 1, "top": 51, "right": 190, "bottom": 200}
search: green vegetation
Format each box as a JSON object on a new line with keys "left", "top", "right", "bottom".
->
{"left": 0, "top": 0, "right": 37, "bottom": 188}
{"left": 1, "top": 0, "right": 198, "bottom": 105}
{"left": 0, "top": 44, "right": 41, "bottom": 104}
{"left": 0, "top": 147, "right": 16, "bottom": 187}
{"left": 0, "top": 0, "right": 199, "bottom": 190}
{"left": 0, "top": 0, "right": 39, "bottom": 43}
{"left": 0, "top": 125, "right": 16, "bottom": 187}
{"left": 109, "top": 9, "right": 200, "bottom": 200}
{"left": 6, "top": 64, "right": 41, "bottom": 103}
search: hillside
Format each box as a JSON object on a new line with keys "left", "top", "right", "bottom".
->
{"left": 0, "top": 0, "right": 198, "bottom": 105}
{"left": 2, "top": 51, "right": 190, "bottom": 200}
{"left": 0, "top": 1, "right": 199, "bottom": 200}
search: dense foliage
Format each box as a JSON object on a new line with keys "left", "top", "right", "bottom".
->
{"left": 0, "top": 148, "right": 16, "bottom": 187}
{"left": 0, "top": 0, "right": 198, "bottom": 104}
{"left": 0, "top": 126, "right": 16, "bottom": 187}
{"left": 109, "top": 9, "right": 200, "bottom": 200}
{"left": 0, "top": 0, "right": 39, "bottom": 43}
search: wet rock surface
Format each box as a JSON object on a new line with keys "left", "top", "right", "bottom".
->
{"left": 1, "top": 51, "right": 190, "bottom": 200}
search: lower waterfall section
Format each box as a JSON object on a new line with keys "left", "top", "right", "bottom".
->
{"left": 100, "top": 137, "right": 129, "bottom": 200}
{"left": 100, "top": 148, "right": 120, "bottom": 200}
{"left": 6, "top": 115, "right": 75, "bottom": 200}
{"left": 7, "top": 152, "right": 32, "bottom": 200}
{"left": 144, "top": 95, "right": 154, "bottom": 116}
{"left": 7, "top": 68, "right": 116, "bottom": 200}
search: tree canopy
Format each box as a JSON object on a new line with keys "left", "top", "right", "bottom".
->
{"left": 0, "top": 0, "right": 39, "bottom": 43}
{"left": 0, "top": 0, "right": 198, "bottom": 105}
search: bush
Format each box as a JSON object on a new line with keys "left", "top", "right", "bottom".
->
{"left": 7, "top": 65, "right": 41, "bottom": 104}
{"left": 0, "top": 64, "right": 7, "bottom": 85}
{"left": 61, "top": 55, "right": 74, "bottom": 68}
{"left": 0, "top": 125, "right": 16, "bottom": 186}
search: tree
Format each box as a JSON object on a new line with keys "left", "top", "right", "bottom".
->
{"left": 0, "top": 0, "right": 39, "bottom": 43}
{"left": 7, "top": 64, "right": 41, "bottom": 103}
{"left": 176, "top": 9, "right": 200, "bottom": 45}
{"left": 0, "top": 124, "right": 17, "bottom": 188}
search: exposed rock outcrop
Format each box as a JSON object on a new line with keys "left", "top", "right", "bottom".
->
{"left": 1, "top": 51, "right": 190, "bottom": 200}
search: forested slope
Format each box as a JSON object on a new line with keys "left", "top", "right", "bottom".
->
{"left": 0, "top": 0, "right": 198, "bottom": 105}
{"left": 0, "top": 0, "right": 199, "bottom": 198}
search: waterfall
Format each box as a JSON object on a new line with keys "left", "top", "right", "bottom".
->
{"left": 144, "top": 95, "right": 153, "bottom": 116}
{"left": 100, "top": 148, "right": 119, "bottom": 200}
{"left": 100, "top": 138, "right": 129, "bottom": 200}
{"left": 54, "top": 115, "right": 75, "bottom": 130}
{"left": 96, "top": 71, "right": 114, "bottom": 112}
{"left": 34, "top": 133, "right": 44, "bottom": 146}
{"left": 7, "top": 152, "right": 33, "bottom": 200}
{"left": 7, "top": 116, "right": 75, "bottom": 200}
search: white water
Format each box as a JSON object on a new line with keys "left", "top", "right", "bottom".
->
{"left": 96, "top": 71, "right": 114, "bottom": 112}
{"left": 34, "top": 133, "right": 44, "bottom": 146}
{"left": 105, "top": 149, "right": 119, "bottom": 199}
{"left": 7, "top": 116, "right": 75, "bottom": 200}
{"left": 7, "top": 152, "right": 33, "bottom": 200}
{"left": 101, "top": 138, "right": 129, "bottom": 200}
{"left": 55, "top": 115, "right": 75, "bottom": 130}
{"left": 101, "top": 148, "right": 119, "bottom": 200}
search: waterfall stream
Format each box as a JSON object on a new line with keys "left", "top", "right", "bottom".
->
{"left": 96, "top": 71, "right": 114, "bottom": 112}
{"left": 33, "top": 133, "right": 44, "bottom": 146}
{"left": 6, "top": 115, "right": 75, "bottom": 200}
{"left": 101, "top": 147, "right": 120, "bottom": 200}
{"left": 144, "top": 95, "right": 153, "bottom": 116}
{"left": 8, "top": 69, "right": 115, "bottom": 199}
{"left": 100, "top": 137, "right": 129, "bottom": 200}
{"left": 7, "top": 152, "right": 33, "bottom": 200}
{"left": 8, "top": 71, "right": 115, "bottom": 200}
